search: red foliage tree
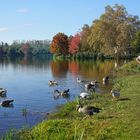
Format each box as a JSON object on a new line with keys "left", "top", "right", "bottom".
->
{"left": 50, "top": 33, "right": 69, "bottom": 55}
{"left": 69, "top": 33, "right": 81, "bottom": 54}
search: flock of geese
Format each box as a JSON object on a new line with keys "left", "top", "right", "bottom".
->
{"left": 0, "top": 76, "right": 120, "bottom": 116}
{"left": 49, "top": 76, "right": 120, "bottom": 117}
{"left": 0, "top": 88, "right": 14, "bottom": 107}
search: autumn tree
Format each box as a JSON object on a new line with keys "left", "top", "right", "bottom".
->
{"left": 69, "top": 33, "right": 81, "bottom": 54}
{"left": 50, "top": 33, "right": 69, "bottom": 55}
{"left": 79, "top": 24, "right": 91, "bottom": 52}
{"left": 88, "top": 4, "right": 140, "bottom": 56}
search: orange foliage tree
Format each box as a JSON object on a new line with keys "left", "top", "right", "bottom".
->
{"left": 50, "top": 33, "right": 69, "bottom": 55}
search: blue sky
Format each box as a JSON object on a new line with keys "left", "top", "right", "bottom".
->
{"left": 0, "top": 0, "right": 140, "bottom": 43}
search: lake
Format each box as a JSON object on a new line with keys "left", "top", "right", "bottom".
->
{"left": 0, "top": 57, "right": 125, "bottom": 136}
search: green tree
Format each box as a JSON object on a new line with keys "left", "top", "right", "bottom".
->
{"left": 79, "top": 24, "right": 91, "bottom": 52}
{"left": 132, "top": 30, "right": 140, "bottom": 52}
{"left": 88, "top": 4, "right": 140, "bottom": 56}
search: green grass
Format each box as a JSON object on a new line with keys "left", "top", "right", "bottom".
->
{"left": 2, "top": 61, "right": 140, "bottom": 140}
{"left": 116, "top": 60, "right": 140, "bottom": 76}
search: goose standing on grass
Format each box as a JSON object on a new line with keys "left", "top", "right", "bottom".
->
{"left": 136, "top": 55, "right": 140, "bottom": 64}
{"left": 0, "top": 88, "right": 7, "bottom": 96}
{"left": 79, "top": 92, "right": 91, "bottom": 99}
{"left": 110, "top": 90, "right": 120, "bottom": 99}
{"left": 0, "top": 100, "right": 14, "bottom": 107}
{"left": 76, "top": 105, "right": 101, "bottom": 116}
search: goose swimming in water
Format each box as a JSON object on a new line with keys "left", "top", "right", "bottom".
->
{"left": 54, "top": 89, "right": 70, "bottom": 97}
{"left": 49, "top": 80, "right": 58, "bottom": 86}
{"left": 77, "top": 78, "right": 84, "bottom": 83}
{"left": 76, "top": 105, "right": 101, "bottom": 116}
{"left": 0, "top": 100, "right": 14, "bottom": 107}
{"left": 0, "top": 88, "right": 7, "bottom": 97}
{"left": 60, "top": 89, "right": 70, "bottom": 97}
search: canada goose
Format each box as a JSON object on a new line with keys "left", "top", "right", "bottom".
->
{"left": 49, "top": 80, "right": 58, "bottom": 86}
{"left": 0, "top": 100, "right": 14, "bottom": 107}
{"left": 54, "top": 89, "right": 60, "bottom": 94}
{"left": 103, "top": 76, "right": 109, "bottom": 85}
{"left": 76, "top": 105, "right": 101, "bottom": 116}
{"left": 110, "top": 90, "right": 120, "bottom": 99}
{"left": 54, "top": 89, "right": 70, "bottom": 97}
{"left": 77, "top": 78, "right": 84, "bottom": 83}
{"left": 85, "top": 83, "right": 95, "bottom": 92}
{"left": 136, "top": 56, "right": 140, "bottom": 64}
{"left": 79, "top": 92, "right": 91, "bottom": 99}
{"left": 53, "top": 89, "right": 61, "bottom": 99}
{"left": 0, "top": 88, "right": 7, "bottom": 96}
{"left": 103, "top": 76, "right": 109, "bottom": 82}
{"left": 90, "top": 80, "right": 99, "bottom": 88}
{"left": 60, "top": 89, "right": 70, "bottom": 97}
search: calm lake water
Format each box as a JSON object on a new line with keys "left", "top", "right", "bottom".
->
{"left": 0, "top": 57, "right": 126, "bottom": 136}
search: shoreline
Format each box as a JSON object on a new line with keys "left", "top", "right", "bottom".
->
{"left": 2, "top": 60, "right": 140, "bottom": 140}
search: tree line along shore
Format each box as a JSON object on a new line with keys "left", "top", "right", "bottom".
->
{"left": 0, "top": 4, "right": 140, "bottom": 60}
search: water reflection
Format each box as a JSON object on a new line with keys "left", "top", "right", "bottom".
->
{"left": 50, "top": 60, "right": 68, "bottom": 78}
{"left": 0, "top": 57, "right": 125, "bottom": 79}
{"left": 69, "top": 60, "right": 79, "bottom": 76}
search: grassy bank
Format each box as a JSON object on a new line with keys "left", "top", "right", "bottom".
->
{"left": 2, "top": 61, "right": 140, "bottom": 140}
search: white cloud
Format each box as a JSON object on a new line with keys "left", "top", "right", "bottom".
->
{"left": 17, "top": 8, "right": 29, "bottom": 13}
{"left": 24, "top": 23, "right": 32, "bottom": 27}
{"left": 0, "top": 27, "right": 8, "bottom": 32}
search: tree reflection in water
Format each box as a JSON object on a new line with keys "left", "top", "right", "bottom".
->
{"left": 50, "top": 60, "right": 68, "bottom": 78}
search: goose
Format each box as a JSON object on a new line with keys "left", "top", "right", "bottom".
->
{"left": 0, "top": 100, "right": 14, "bottom": 107}
{"left": 103, "top": 76, "right": 109, "bottom": 85}
{"left": 0, "top": 88, "right": 7, "bottom": 96}
{"left": 90, "top": 80, "right": 99, "bottom": 88}
{"left": 54, "top": 89, "right": 60, "bottom": 94}
{"left": 79, "top": 92, "right": 91, "bottom": 99}
{"left": 110, "top": 90, "right": 120, "bottom": 99}
{"left": 53, "top": 89, "right": 61, "bottom": 99}
{"left": 76, "top": 105, "right": 101, "bottom": 116}
{"left": 77, "top": 78, "right": 84, "bottom": 83}
{"left": 136, "top": 56, "right": 140, "bottom": 64}
{"left": 60, "top": 89, "right": 70, "bottom": 97}
{"left": 49, "top": 80, "right": 58, "bottom": 86}
{"left": 85, "top": 83, "right": 95, "bottom": 92}
{"left": 54, "top": 89, "right": 70, "bottom": 97}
